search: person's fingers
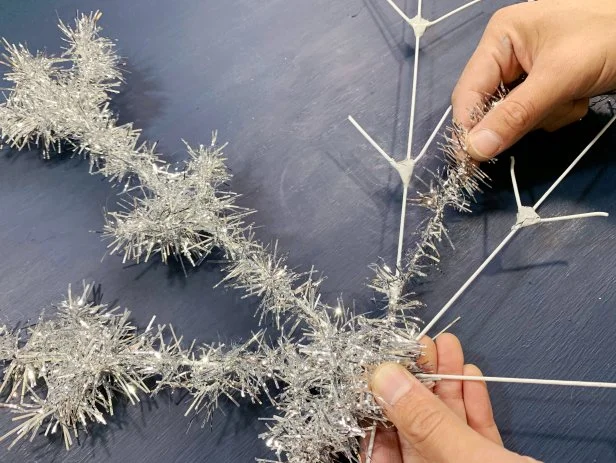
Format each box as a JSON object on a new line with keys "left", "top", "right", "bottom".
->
{"left": 434, "top": 334, "right": 466, "bottom": 422}
{"left": 417, "top": 336, "right": 437, "bottom": 374}
{"left": 370, "top": 363, "right": 524, "bottom": 463}
{"left": 397, "top": 431, "right": 427, "bottom": 463}
{"left": 451, "top": 12, "right": 525, "bottom": 127}
{"left": 463, "top": 364, "right": 503, "bottom": 446}
{"left": 465, "top": 69, "right": 566, "bottom": 160}
{"left": 398, "top": 336, "right": 437, "bottom": 462}
{"left": 538, "top": 98, "right": 589, "bottom": 132}
{"left": 359, "top": 427, "right": 403, "bottom": 463}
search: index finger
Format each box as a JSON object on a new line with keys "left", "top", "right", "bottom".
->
{"left": 359, "top": 427, "right": 402, "bottom": 463}
{"left": 452, "top": 21, "right": 523, "bottom": 127}
{"left": 417, "top": 335, "right": 437, "bottom": 373}
{"left": 463, "top": 364, "right": 503, "bottom": 446}
{"left": 434, "top": 333, "right": 466, "bottom": 422}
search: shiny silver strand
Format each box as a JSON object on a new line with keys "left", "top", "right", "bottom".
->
{"left": 0, "top": 12, "right": 334, "bottom": 330}
{"left": 370, "top": 89, "right": 506, "bottom": 313}
{"left": 0, "top": 284, "right": 276, "bottom": 450}
{"left": 0, "top": 12, "right": 491, "bottom": 462}
{"left": 0, "top": 284, "right": 424, "bottom": 462}
{"left": 0, "top": 326, "right": 18, "bottom": 364}
{"left": 0, "top": 283, "right": 153, "bottom": 449}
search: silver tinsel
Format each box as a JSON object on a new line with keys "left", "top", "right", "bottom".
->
{"left": 0, "top": 283, "right": 422, "bottom": 461}
{"left": 1, "top": 284, "right": 152, "bottom": 448}
{"left": 0, "top": 284, "right": 274, "bottom": 450}
{"left": 369, "top": 90, "right": 506, "bottom": 312}
{"left": 0, "top": 12, "right": 496, "bottom": 462}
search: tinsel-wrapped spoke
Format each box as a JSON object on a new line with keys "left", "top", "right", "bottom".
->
{"left": 370, "top": 88, "right": 505, "bottom": 312}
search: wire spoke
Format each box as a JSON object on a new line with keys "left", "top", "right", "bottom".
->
{"left": 384, "top": 0, "right": 413, "bottom": 24}
{"left": 415, "top": 105, "right": 452, "bottom": 163}
{"left": 534, "top": 114, "right": 616, "bottom": 210}
{"left": 539, "top": 212, "right": 609, "bottom": 224}
{"left": 418, "top": 373, "right": 616, "bottom": 389}
{"left": 348, "top": 116, "right": 397, "bottom": 167}
{"left": 428, "top": 0, "right": 483, "bottom": 27}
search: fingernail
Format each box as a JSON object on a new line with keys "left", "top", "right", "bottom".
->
{"left": 371, "top": 363, "right": 414, "bottom": 406}
{"left": 468, "top": 129, "right": 502, "bottom": 159}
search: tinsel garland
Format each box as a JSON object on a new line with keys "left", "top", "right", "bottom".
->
{"left": 0, "top": 12, "right": 492, "bottom": 462}
{"left": 369, "top": 106, "right": 497, "bottom": 308}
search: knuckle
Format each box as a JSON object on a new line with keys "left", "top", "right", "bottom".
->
{"left": 490, "top": 3, "right": 524, "bottom": 25}
{"left": 396, "top": 394, "right": 446, "bottom": 446}
{"left": 489, "top": 8, "right": 509, "bottom": 25}
{"left": 499, "top": 99, "right": 535, "bottom": 132}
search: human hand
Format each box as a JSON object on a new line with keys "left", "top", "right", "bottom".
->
{"left": 364, "top": 334, "right": 539, "bottom": 463}
{"left": 452, "top": 0, "right": 616, "bottom": 161}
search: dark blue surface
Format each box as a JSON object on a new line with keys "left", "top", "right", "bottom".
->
{"left": 0, "top": 1, "right": 615, "bottom": 462}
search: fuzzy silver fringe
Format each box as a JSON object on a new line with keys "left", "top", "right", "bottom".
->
{"left": 0, "top": 283, "right": 422, "bottom": 462}
{"left": 369, "top": 89, "right": 506, "bottom": 312}
{"left": 0, "top": 12, "right": 497, "bottom": 462}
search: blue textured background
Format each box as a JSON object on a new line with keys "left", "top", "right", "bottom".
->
{"left": 0, "top": 0, "right": 615, "bottom": 461}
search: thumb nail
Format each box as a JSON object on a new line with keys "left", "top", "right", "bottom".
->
{"left": 468, "top": 129, "right": 502, "bottom": 159}
{"left": 371, "top": 363, "right": 415, "bottom": 406}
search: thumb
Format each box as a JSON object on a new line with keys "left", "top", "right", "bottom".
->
{"left": 371, "top": 363, "right": 517, "bottom": 463}
{"left": 466, "top": 72, "right": 562, "bottom": 161}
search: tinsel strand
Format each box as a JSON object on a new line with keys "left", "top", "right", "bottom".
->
{"left": 369, "top": 89, "right": 505, "bottom": 312}
{"left": 0, "top": 12, "right": 332, "bottom": 332}
{"left": 0, "top": 11, "right": 488, "bottom": 463}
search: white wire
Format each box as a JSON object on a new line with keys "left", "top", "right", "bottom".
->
{"left": 415, "top": 105, "right": 452, "bottom": 163}
{"left": 384, "top": 0, "right": 413, "bottom": 24}
{"left": 510, "top": 157, "right": 523, "bottom": 210}
{"left": 418, "top": 228, "right": 518, "bottom": 337}
{"left": 539, "top": 212, "right": 609, "bottom": 224}
{"left": 366, "top": 425, "right": 377, "bottom": 462}
{"left": 432, "top": 316, "right": 461, "bottom": 340}
{"left": 348, "top": 116, "right": 397, "bottom": 167}
{"left": 428, "top": 0, "right": 483, "bottom": 27}
{"left": 396, "top": 185, "right": 410, "bottom": 270}
{"left": 406, "top": 33, "right": 421, "bottom": 160}
{"left": 417, "top": 373, "right": 616, "bottom": 389}
{"left": 534, "top": 114, "right": 616, "bottom": 210}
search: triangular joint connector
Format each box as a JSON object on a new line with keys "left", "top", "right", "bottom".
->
{"left": 514, "top": 206, "right": 541, "bottom": 229}
{"left": 395, "top": 159, "right": 415, "bottom": 186}
{"left": 409, "top": 15, "right": 430, "bottom": 38}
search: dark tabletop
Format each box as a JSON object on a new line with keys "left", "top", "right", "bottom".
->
{"left": 0, "top": 0, "right": 615, "bottom": 462}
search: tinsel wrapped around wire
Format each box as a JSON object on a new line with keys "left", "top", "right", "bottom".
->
{"left": 258, "top": 309, "right": 424, "bottom": 463}
{"left": 0, "top": 284, "right": 423, "bottom": 462}
{"left": 370, "top": 89, "right": 506, "bottom": 312}
{"left": 0, "top": 284, "right": 276, "bottom": 450}
{"left": 0, "top": 283, "right": 157, "bottom": 448}
{"left": 0, "top": 12, "right": 497, "bottom": 462}
{"left": 0, "top": 11, "right": 334, "bottom": 332}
